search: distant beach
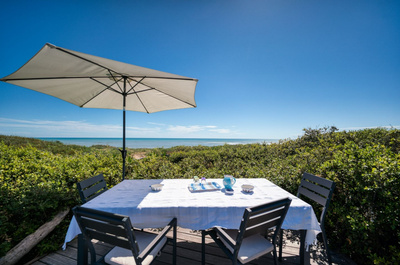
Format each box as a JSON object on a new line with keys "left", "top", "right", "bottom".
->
{"left": 38, "top": 138, "right": 279, "bottom": 149}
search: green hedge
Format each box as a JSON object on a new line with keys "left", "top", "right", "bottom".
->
{"left": 1, "top": 128, "right": 399, "bottom": 264}
{"left": 0, "top": 137, "right": 124, "bottom": 259}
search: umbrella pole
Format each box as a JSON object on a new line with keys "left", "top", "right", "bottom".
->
{"left": 122, "top": 77, "right": 127, "bottom": 180}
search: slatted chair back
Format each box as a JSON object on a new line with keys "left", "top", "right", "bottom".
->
{"left": 235, "top": 197, "right": 292, "bottom": 253}
{"left": 77, "top": 173, "right": 108, "bottom": 203}
{"left": 296, "top": 172, "right": 336, "bottom": 265}
{"left": 73, "top": 206, "right": 140, "bottom": 264}
{"left": 297, "top": 172, "right": 335, "bottom": 223}
{"left": 202, "top": 198, "right": 292, "bottom": 265}
{"left": 73, "top": 206, "right": 177, "bottom": 265}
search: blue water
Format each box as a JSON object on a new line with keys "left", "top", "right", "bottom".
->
{"left": 38, "top": 138, "right": 278, "bottom": 149}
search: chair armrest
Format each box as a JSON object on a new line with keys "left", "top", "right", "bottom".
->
{"left": 138, "top": 218, "right": 177, "bottom": 260}
{"left": 214, "top": 227, "right": 236, "bottom": 249}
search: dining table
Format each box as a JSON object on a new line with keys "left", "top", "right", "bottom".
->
{"left": 63, "top": 178, "right": 321, "bottom": 265}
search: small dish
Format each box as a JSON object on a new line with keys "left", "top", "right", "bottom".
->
{"left": 241, "top": 184, "right": 254, "bottom": 193}
{"left": 225, "top": 188, "right": 234, "bottom": 195}
{"left": 150, "top": 184, "right": 164, "bottom": 191}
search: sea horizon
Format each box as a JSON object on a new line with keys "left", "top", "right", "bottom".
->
{"left": 38, "top": 137, "right": 279, "bottom": 149}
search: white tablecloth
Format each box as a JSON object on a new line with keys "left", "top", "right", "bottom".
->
{"left": 63, "top": 178, "right": 320, "bottom": 249}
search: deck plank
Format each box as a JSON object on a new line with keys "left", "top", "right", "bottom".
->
{"left": 34, "top": 228, "right": 349, "bottom": 265}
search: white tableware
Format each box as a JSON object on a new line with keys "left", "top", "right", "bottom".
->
{"left": 225, "top": 188, "right": 234, "bottom": 195}
{"left": 150, "top": 184, "right": 164, "bottom": 191}
{"left": 241, "top": 184, "right": 254, "bottom": 193}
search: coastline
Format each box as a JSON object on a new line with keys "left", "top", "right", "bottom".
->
{"left": 38, "top": 137, "right": 279, "bottom": 149}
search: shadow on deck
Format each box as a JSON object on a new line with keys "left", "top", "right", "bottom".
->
{"left": 29, "top": 228, "right": 355, "bottom": 265}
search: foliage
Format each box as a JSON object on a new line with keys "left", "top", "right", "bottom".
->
{"left": 0, "top": 135, "right": 92, "bottom": 155}
{"left": 1, "top": 128, "right": 399, "bottom": 264}
{"left": 0, "top": 137, "right": 122, "bottom": 259}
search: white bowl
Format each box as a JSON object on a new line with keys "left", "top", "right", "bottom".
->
{"left": 241, "top": 184, "right": 254, "bottom": 193}
{"left": 150, "top": 184, "right": 164, "bottom": 191}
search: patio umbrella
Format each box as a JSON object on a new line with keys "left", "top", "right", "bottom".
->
{"left": 0, "top": 43, "right": 198, "bottom": 180}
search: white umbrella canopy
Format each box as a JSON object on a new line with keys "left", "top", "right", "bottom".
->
{"left": 1, "top": 43, "right": 198, "bottom": 179}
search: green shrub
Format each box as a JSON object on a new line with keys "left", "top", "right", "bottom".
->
{"left": 321, "top": 141, "right": 400, "bottom": 264}
{"left": 1, "top": 128, "right": 399, "bottom": 264}
{"left": 0, "top": 140, "right": 121, "bottom": 258}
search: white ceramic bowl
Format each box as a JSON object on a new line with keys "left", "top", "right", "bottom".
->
{"left": 150, "top": 184, "right": 164, "bottom": 191}
{"left": 241, "top": 184, "right": 254, "bottom": 193}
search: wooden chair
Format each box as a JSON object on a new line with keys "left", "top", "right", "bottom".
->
{"left": 77, "top": 173, "right": 108, "bottom": 203}
{"left": 72, "top": 206, "right": 177, "bottom": 265}
{"left": 279, "top": 172, "right": 335, "bottom": 265}
{"left": 202, "top": 197, "right": 291, "bottom": 265}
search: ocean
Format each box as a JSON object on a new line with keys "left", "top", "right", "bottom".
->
{"left": 38, "top": 138, "right": 279, "bottom": 149}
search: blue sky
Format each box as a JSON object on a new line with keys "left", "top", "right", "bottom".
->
{"left": 0, "top": 0, "right": 399, "bottom": 140}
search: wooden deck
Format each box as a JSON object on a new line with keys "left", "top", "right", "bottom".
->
{"left": 29, "top": 228, "right": 354, "bottom": 265}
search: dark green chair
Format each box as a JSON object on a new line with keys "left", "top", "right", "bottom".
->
{"left": 77, "top": 173, "right": 108, "bottom": 203}
{"left": 73, "top": 206, "right": 177, "bottom": 265}
{"left": 202, "top": 197, "right": 291, "bottom": 265}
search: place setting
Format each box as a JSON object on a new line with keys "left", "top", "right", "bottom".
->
{"left": 186, "top": 174, "right": 255, "bottom": 195}
{"left": 187, "top": 176, "right": 222, "bottom": 192}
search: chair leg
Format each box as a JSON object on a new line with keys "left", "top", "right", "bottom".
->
{"left": 273, "top": 247, "right": 278, "bottom": 265}
{"left": 278, "top": 229, "right": 283, "bottom": 261}
{"left": 173, "top": 224, "right": 177, "bottom": 265}
{"left": 77, "top": 234, "right": 88, "bottom": 265}
{"left": 321, "top": 228, "right": 332, "bottom": 265}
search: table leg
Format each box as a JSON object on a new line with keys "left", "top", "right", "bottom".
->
{"left": 77, "top": 234, "right": 88, "bottom": 265}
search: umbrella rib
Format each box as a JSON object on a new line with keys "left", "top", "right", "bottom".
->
{"left": 51, "top": 45, "right": 199, "bottom": 83}
{"left": 1, "top": 44, "right": 198, "bottom": 84}
{"left": 107, "top": 70, "right": 124, "bottom": 93}
{"left": 126, "top": 77, "right": 150, "bottom": 113}
{"left": 90, "top": 78, "right": 123, "bottom": 95}
{"left": 130, "top": 79, "right": 197, "bottom": 108}
{"left": 78, "top": 78, "right": 123, "bottom": 107}
{"left": 126, "top": 88, "right": 154, "bottom": 95}
{"left": 135, "top": 94, "right": 150, "bottom": 113}
{"left": 155, "top": 90, "right": 197, "bottom": 108}
{"left": 52, "top": 45, "right": 124, "bottom": 79}
{"left": 125, "top": 76, "right": 196, "bottom": 108}
{"left": 1, "top": 76, "right": 198, "bottom": 82}
{"left": 126, "top": 77, "right": 146, "bottom": 94}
